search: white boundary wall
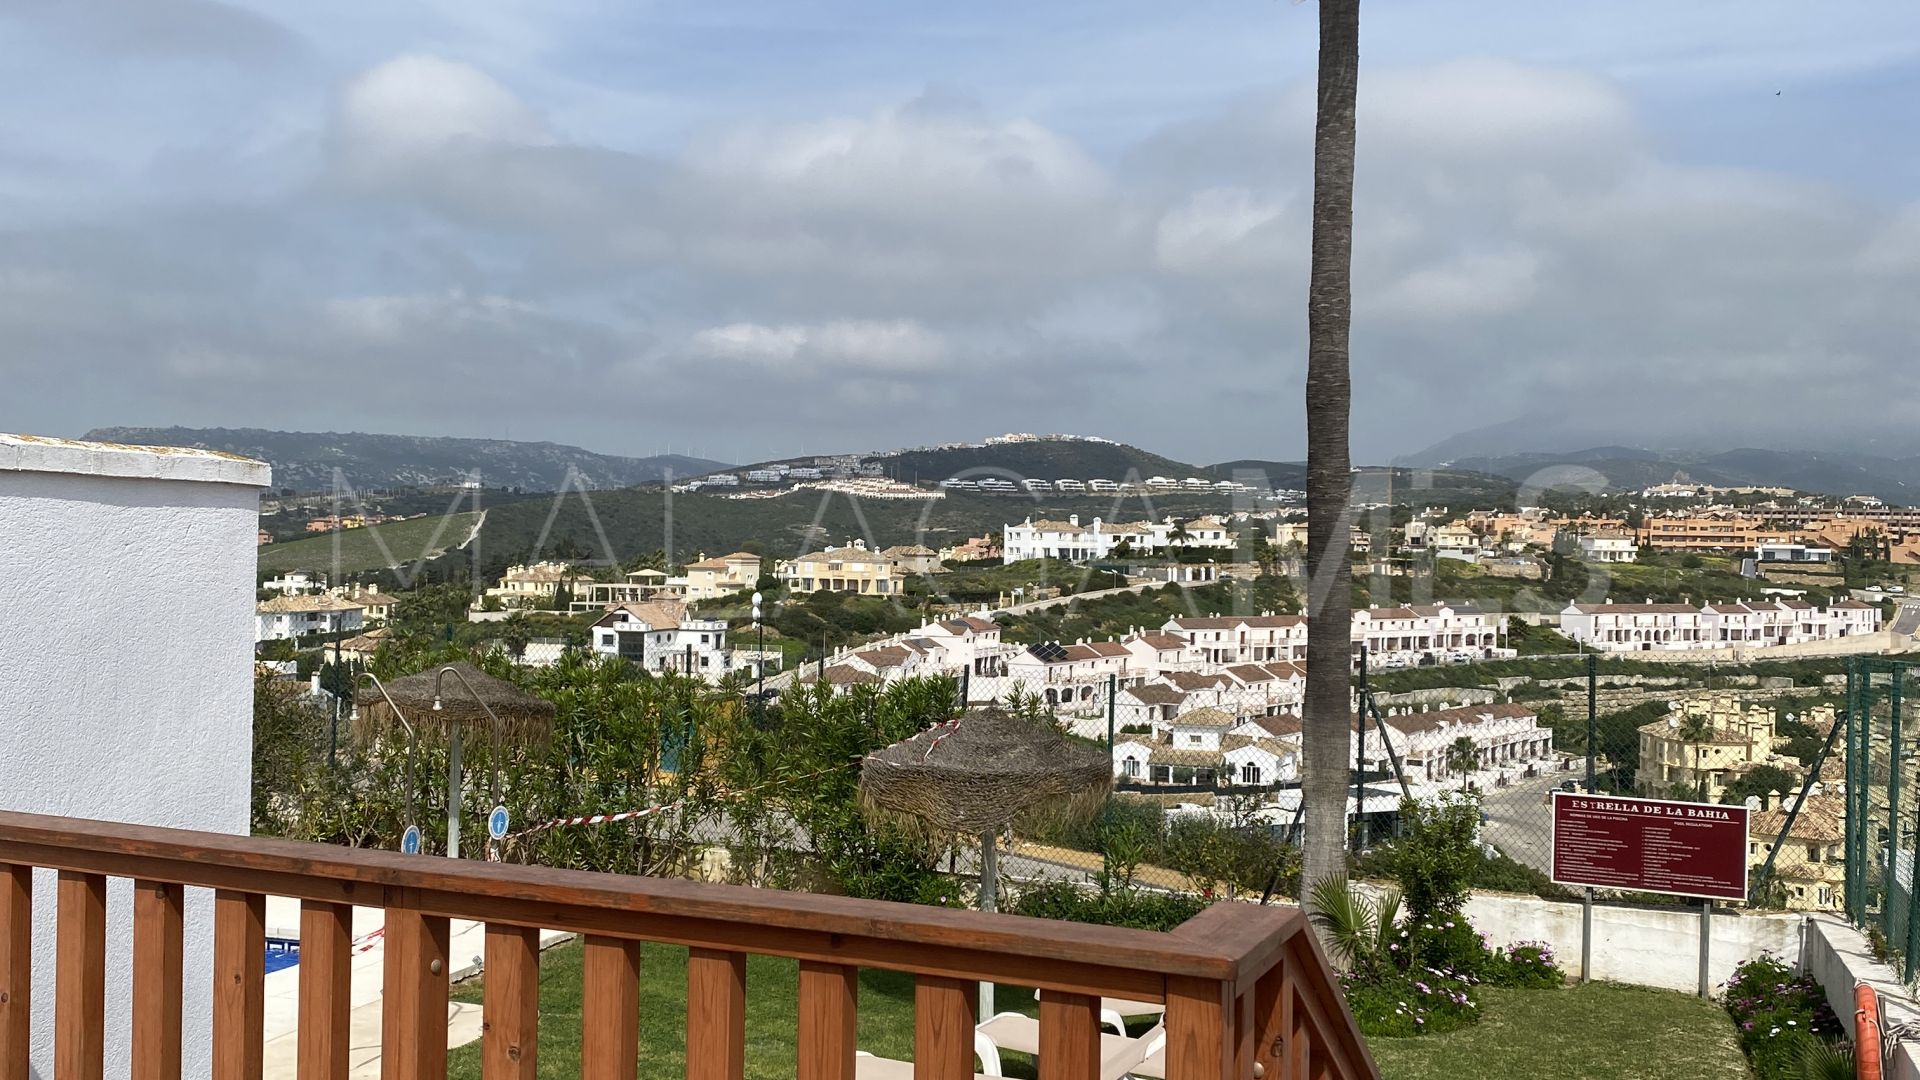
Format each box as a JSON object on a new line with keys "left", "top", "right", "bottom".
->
{"left": 0, "top": 433, "right": 268, "bottom": 1079}
{"left": 1800, "top": 915, "right": 1920, "bottom": 1080}
{"left": 1463, "top": 891, "right": 1803, "bottom": 993}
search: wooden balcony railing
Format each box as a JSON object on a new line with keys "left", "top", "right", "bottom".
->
{"left": 0, "top": 809, "right": 1376, "bottom": 1080}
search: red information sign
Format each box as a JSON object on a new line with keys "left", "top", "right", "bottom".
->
{"left": 1550, "top": 791, "right": 1750, "bottom": 901}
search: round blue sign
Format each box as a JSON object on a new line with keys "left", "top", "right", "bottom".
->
{"left": 488, "top": 805, "right": 510, "bottom": 841}
{"left": 400, "top": 824, "right": 422, "bottom": 856}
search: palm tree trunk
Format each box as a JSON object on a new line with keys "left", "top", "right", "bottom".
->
{"left": 1300, "top": 0, "right": 1361, "bottom": 905}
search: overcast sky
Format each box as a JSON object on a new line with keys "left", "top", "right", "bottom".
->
{"left": 3, "top": 1, "right": 1917, "bottom": 465}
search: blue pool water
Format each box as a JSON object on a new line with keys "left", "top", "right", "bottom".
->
{"left": 265, "top": 938, "right": 300, "bottom": 975}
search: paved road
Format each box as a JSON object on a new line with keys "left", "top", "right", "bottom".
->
{"left": 1892, "top": 600, "right": 1920, "bottom": 637}
{"left": 1478, "top": 768, "right": 1577, "bottom": 874}
{"left": 985, "top": 581, "right": 1166, "bottom": 617}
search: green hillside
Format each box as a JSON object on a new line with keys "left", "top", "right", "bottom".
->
{"left": 257, "top": 512, "right": 482, "bottom": 579}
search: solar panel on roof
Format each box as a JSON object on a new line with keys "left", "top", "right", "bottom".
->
{"left": 1029, "top": 641, "right": 1069, "bottom": 663}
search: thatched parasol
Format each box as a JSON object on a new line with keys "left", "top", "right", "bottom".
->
{"left": 354, "top": 661, "right": 554, "bottom": 744}
{"left": 860, "top": 707, "right": 1111, "bottom": 1017}
{"left": 354, "top": 661, "right": 555, "bottom": 860}
{"left": 858, "top": 707, "right": 1112, "bottom": 837}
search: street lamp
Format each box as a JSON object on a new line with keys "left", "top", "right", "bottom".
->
{"left": 431, "top": 665, "right": 508, "bottom": 861}
{"left": 752, "top": 591, "right": 765, "bottom": 721}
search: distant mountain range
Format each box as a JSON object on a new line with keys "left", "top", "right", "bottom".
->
{"left": 1400, "top": 443, "right": 1920, "bottom": 503}
{"left": 85, "top": 427, "right": 727, "bottom": 493}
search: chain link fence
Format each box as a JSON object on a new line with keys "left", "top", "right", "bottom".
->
{"left": 1843, "top": 656, "right": 1920, "bottom": 980}
{"left": 929, "top": 649, "right": 1859, "bottom": 917}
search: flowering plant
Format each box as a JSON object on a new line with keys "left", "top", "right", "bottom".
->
{"left": 1721, "top": 954, "right": 1843, "bottom": 1080}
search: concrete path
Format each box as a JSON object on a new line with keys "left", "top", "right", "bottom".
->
{"left": 260, "top": 895, "right": 571, "bottom": 1079}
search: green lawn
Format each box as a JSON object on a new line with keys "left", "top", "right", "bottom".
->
{"left": 258, "top": 511, "right": 480, "bottom": 577}
{"left": 446, "top": 939, "right": 1042, "bottom": 1080}
{"left": 446, "top": 945, "right": 1749, "bottom": 1080}
{"left": 1370, "top": 982, "right": 1750, "bottom": 1080}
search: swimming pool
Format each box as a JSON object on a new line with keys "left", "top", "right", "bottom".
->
{"left": 264, "top": 937, "right": 299, "bottom": 975}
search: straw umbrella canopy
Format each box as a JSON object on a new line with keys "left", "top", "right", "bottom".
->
{"left": 355, "top": 661, "right": 554, "bottom": 745}
{"left": 858, "top": 707, "right": 1111, "bottom": 839}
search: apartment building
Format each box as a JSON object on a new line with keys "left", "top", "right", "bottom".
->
{"left": 1637, "top": 516, "right": 1791, "bottom": 552}
{"left": 675, "top": 552, "right": 763, "bottom": 601}
{"left": 485, "top": 561, "right": 583, "bottom": 608}
{"left": 776, "top": 542, "right": 901, "bottom": 595}
{"left": 255, "top": 593, "right": 364, "bottom": 642}
{"left": 1636, "top": 694, "right": 1778, "bottom": 800}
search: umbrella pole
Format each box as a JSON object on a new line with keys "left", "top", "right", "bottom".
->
{"left": 979, "top": 830, "right": 997, "bottom": 1019}
{"left": 447, "top": 724, "right": 463, "bottom": 859}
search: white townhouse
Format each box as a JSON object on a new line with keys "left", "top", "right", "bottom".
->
{"left": 590, "top": 600, "right": 733, "bottom": 679}
{"left": 1161, "top": 614, "right": 1307, "bottom": 665}
{"left": 1349, "top": 604, "right": 1507, "bottom": 666}
{"left": 917, "top": 615, "right": 1012, "bottom": 678}
{"left": 1120, "top": 631, "right": 1208, "bottom": 678}
{"left": 1833, "top": 599, "right": 1884, "bottom": 636}
{"left": 839, "top": 641, "right": 940, "bottom": 684}
{"left": 1223, "top": 737, "right": 1299, "bottom": 788}
{"left": 1565, "top": 598, "right": 1884, "bottom": 652}
{"left": 1378, "top": 703, "right": 1554, "bottom": 784}
{"left": 1559, "top": 602, "right": 1709, "bottom": 651}
{"left": 1167, "top": 706, "right": 1236, "bottom": 752}
{"left": 1219, "top": 662, "right": 1307, "bottom": 716}
{"left": 1002, "top": 515, "right": 1162, "bottom": 563}
{"left": 1576, "top": 532, "right": 1639, "bottom": 563}
{"left": 1172, "top": 516, "right": 1236, "bottom": 551}
{"left": 256, "top": 593, "right": 364, "bottom": 642}
{"left": 1115, "top": 683, "right": 1190, "bottom": 732}
{"left": 1005, "top": 640, "right": 1134, "bottom": 708}
{"left": 1113, "top": 738, "right": 1156, "bottom": 782}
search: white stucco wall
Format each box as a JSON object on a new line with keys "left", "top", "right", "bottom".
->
{"left": 0, "top": 434, "right": 268, "bottom": 1080}
{"left": 1800, "top": 915, "right": 1920, "bottom": 1080}
{"left": 1463, "top": 890, "right": 1804, "bottom": 994}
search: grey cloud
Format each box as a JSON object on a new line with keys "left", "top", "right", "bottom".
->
{"left": 3, "top": 45, "right": 1919, "bottom": 465}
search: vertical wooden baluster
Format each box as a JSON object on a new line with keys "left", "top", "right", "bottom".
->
{"left": 912, "top": 975, "right": 978, "bottom": 1080}
{"left": 686, "top": 948, "right": 746, "bottom": 1080}
{"left": 1232, "top": 991, "right": 1254, "bottom": 1080}
{"left": 380, "top": 889, "right": 450, "bottom": 1080}
{"left": 1038, "top": 990, "right": 1100, "bottom": 1080}
{"left": 54, "top": 871, "right": 106, "bottom": 1080}
{"left": 297, "top": 901, "right": 352, "bottom": 1080}
{"left": 1164, "top": 975, "right": 1231, "bottom": 1080}
{"left": 1284, "top": 978, "right": 1309, "bottom": 1080}
{"left": 483, "top": 924, "right": 541, "bottom": 1080}
{"left": 131, "top": 881, "right": 184, "bottom": 1080}
{"left": 580, "top": 936, "right": 640, "bottom": 1080}
{"left": 212, "top": 890, "right": 265, "bottom": 1080}
{"left": 0, "top": 865, "right": 29, "bottom": 1080}
{"left": 796, "top": 961, "right": 857, "bottom": 1080}
{"left": 1251, "top": 956, "right": 1288, "bottom": 1080}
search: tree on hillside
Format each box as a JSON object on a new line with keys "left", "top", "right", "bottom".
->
{"left": 1301, "top": 0, "right": 1363, "bottom": 905}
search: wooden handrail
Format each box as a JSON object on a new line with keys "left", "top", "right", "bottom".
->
{"left": 0, "top": 809, "right": 1379, "bottom": 1080}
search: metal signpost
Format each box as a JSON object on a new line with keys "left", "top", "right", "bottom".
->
{"left": 1551, "top": 791, "right": 1750, "bottom": 996}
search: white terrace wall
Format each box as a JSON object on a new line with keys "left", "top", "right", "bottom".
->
{"left": 1800, "top": 915, "right": 1920, "bottom": 1080}
{"left": 1464, "top": 891, "right": 1804, "bottom": 993}
{"left": 0, "top": 434, "right": 268, "bottom": 1080}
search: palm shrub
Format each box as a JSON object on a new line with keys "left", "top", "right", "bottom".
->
{"left": 1308, "top": 878, "right": 1480, "bottom": 1037}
